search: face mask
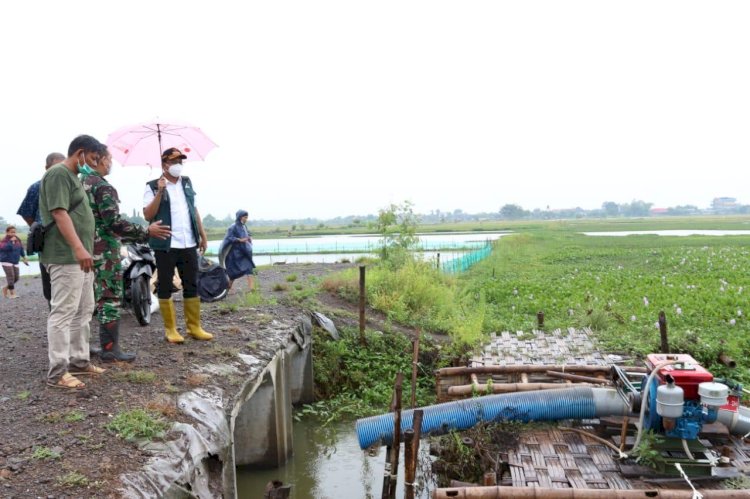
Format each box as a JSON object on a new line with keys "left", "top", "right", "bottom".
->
{"left": 77, "top": 152, "right": 93, "bottom": 174}
{"left": 168, "top": 163, "right": 183, "bottom": 177}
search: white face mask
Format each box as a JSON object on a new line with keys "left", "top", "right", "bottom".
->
{"left": 168, "top": 164, "right": 183, "bottom": 177}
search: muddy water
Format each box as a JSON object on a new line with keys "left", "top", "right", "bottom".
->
{"left": 236, "top": 418, "right": 432, "bottom": 498}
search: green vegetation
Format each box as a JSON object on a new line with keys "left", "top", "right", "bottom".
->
{"left": 300, "top": 325, "right": 468, "bottom": 423}
{"left": 105, "top": 409, "right": 169, "bottom": 441}
{"left": 631, "top": 430, "right": 666, "bottom": 470}
{"left": 16, "top": 390, "right": 31, "bottom": 400}
{"left": 466, "top": 224, "right": 750, "bottom": 384}
{"left": 64, "top": 410, "right": 86, "bottom": 423}
{"left": 112, "top": 370, "right": 158, "bottom": 384}
{"left": 32, "top": 446, "right": 61, "bottom": 460}
{"left": 56, "top": 471, "right": 90, "bottom": 488}
{"left": 314, "top": 215, "right": 750, "bottom": 427}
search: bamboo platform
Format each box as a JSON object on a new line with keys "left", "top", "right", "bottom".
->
{"left": 430, "top": 328, "right": 750, "bottom": 496}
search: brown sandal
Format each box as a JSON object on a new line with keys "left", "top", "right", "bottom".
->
{"left": 69, "top": 365, "right": 106, "bottom": 376}
{"left": 47, "top": 373, "right": 85, "bottom": 390}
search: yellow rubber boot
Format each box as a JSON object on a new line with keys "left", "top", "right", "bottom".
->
{"left": 159, "top": 298, "right": 184, "bottom": 344}
{"left": 184, "top": 297, "right": 214, "bottom": 341}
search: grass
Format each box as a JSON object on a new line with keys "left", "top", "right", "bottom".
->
{"left": 16, "top": 390, "right": 31, "bottom": 400}
{"left": 112, "top": 370, "right": 158, "bottom": 384}
{"left": 64, "top": 410, "right": 86, "bottom": 423}
{"left": 31, "top": 446, "right": 61, "bottom": 460}
{"left": 285, "top": 273, "right": 298, "bottom": 282}
{"left": 105, "top": 409, "right": 169, "bottom": 441}
{"left": 56, "top": 471, "right": 89, "bottom": 487}
{"left": 463, "top": 222, "right": 750, "bottom": 384}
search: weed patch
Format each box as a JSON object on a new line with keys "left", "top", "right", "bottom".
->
{"left": 105, "top": 409, "right": 169, "bottom": 441}
{"left": 112, "top": 370, "right": 157, "bottom": 384}
{"left": 32, "top": 446, "right": 61, "bottom": 460}
{"left": 57, "top": 471, "right": 89, "bottom": 488}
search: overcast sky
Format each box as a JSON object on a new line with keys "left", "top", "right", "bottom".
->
{"left": 1, "top": 1, "right": 748, "bottom": 223}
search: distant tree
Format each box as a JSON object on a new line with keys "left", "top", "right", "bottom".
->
{"left": 621, "top": 200, "right": 653, "bottom": 217}
{"left": 602, "top": 201, "right": 619, "bottom": 217}
{"left": 377, "top": 201, "right": 420, "bottom": 263}
{"left": 499, "top": 204, "right": 527, "bottom": 219}
{"left": 202, "top": 213, "right": 224, "bottom": 229}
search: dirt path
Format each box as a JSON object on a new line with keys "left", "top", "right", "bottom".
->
{"left": 0, "top": 261, "right": 389, "bottom": 498}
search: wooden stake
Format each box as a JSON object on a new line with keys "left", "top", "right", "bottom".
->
{"left": 411, "top": 330, "right": 420, "bottom": 408}
{"left": 359, "top": 265, "right": 366, "bottom": 345}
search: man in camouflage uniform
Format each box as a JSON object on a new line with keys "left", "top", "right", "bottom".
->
{"left": 81, "top": 146, "right": 170, "bottom": 362}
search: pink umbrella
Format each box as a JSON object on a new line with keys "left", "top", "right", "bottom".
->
{"left": 106, "top": 121, "right": 217, "bottom": 167}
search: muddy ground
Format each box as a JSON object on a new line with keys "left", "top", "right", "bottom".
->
{"left": 0, "top": 261, "right": 400, "bottom": 498}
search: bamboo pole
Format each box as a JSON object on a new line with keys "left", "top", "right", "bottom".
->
{"left": 659, "top": 310, "right": 669, "bottom": 353}
{"left": 404, "top": 409, "right": 423, "bottom": 499}
{"left": 359, "top": 266, "right": 366, "bottom": 345}
{"left": 432, "top": 486, "right": 748, "bottom": 498}
{"left": 447, "top": 382, "right": 597, "bottom": 396}
{"left": 437, "top": 365, "right": 646, "bottom": 376}
{"left": 411, "top": 330, "right": 421, "bottom": 408}
{"left": 619, "top": 416, "right": 630, "bottom": 452}
{"left": 545, "top": 370, "right": 611, "bottom": 385}
{"left": 386, "top": 373, "right": 404, "bottom": 499}
{"left": 403, "top": 429, "right": 415, "bottom": 499}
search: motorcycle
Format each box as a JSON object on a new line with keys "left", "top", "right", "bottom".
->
{"left": 120, "top": 243, "right": 156, "bottom": 326}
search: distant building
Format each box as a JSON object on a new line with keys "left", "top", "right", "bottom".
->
{"left": 712, "top": 197, "right": 738, "bottom": 213}
{"left": 650, "top": 208, "right": 668, "bottom": 215}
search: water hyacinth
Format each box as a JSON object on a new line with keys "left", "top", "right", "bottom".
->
{"left": 729, "top": 319, "right": 737, "bottom": 326}
{"left": 676, "top": 307, "right": 682, "bottom": 315}
{"left": 630, "top": 315, "right": 637, "bottom": 322}
{"left": 643, "top": 297, "right": 649, "bottom": 307}
{"left": 738, "top": 310, "right": 743, "bottom": 317}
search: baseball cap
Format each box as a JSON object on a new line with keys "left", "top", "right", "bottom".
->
{"left": 161, "top": 147, "right": 187, "bottom": 162}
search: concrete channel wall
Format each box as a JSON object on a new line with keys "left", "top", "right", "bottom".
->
{"left": 118, "top": 315, "right": 315, "bottom": 498}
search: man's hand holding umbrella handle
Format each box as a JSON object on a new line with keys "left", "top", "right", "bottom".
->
{"left": 157, "top": 176, "right": 167, "bottom": 192}
{"left": 147, "top": 220, "right": 171, "bottom": 240}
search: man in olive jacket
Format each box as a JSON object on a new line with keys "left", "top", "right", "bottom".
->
{"left": 143, "top": 147, "right": 213, "bottom": 344}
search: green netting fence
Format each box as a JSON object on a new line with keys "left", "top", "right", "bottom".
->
{"left": 440, "top": 242, "right": 493, "bottom": 274}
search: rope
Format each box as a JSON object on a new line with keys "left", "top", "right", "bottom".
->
{"left": 674, "top": 463, "right": 703, "bottom": 499}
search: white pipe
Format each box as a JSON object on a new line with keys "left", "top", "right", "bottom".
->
{"left": 716, "top": 405, "right": 750, "bottom": 437}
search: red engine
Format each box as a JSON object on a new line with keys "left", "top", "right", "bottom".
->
{"left": 646, "top": 353, "right": 713, "bottom": 400}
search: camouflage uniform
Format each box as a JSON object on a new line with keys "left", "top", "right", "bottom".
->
{"left": 81, "top": 171, "right": 149, "bottom": 325}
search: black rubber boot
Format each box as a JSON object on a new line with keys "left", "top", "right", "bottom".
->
{"left": 100, "top": 321, "right": 136, "bottom": 363}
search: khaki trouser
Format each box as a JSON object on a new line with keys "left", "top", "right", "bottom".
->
{"left": 46, "top": 264, "right": 95, "bottom": 382}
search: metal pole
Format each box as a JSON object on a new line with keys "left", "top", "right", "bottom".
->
{"left": 411, "top": 330, "right": 420, "bottom": 409}
{"left": 359, "top": 265, "right": 366, "bottom": 345}
{"left": 658, "top": 311, "right": 669, "bottom": 353}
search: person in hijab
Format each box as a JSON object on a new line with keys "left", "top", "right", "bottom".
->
{"left": 220, "top": 210, "right": 256, "bottom": 292}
